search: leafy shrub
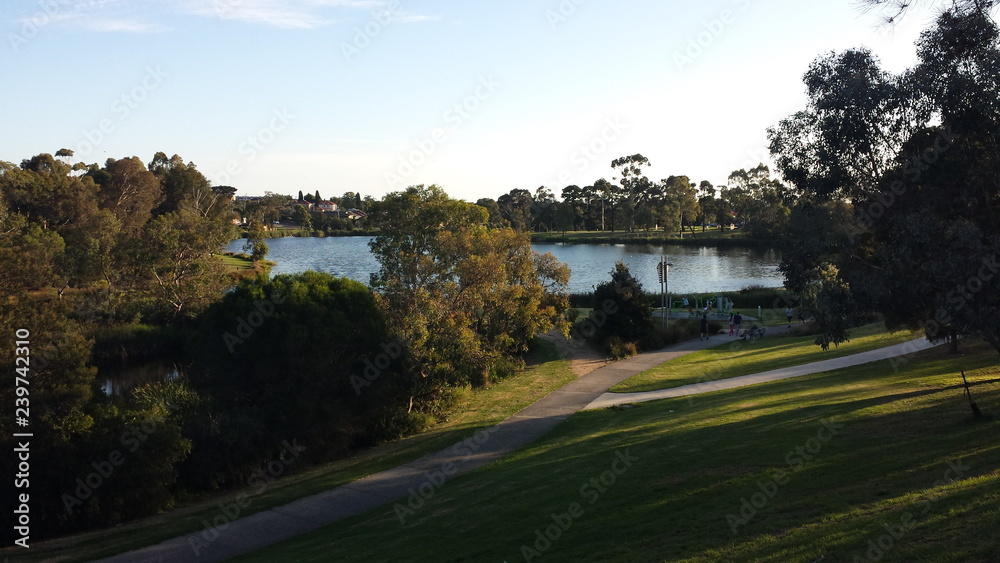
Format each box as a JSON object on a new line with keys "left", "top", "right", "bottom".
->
{"left": 608, "top": 337, "right": 638, "bottom": 359}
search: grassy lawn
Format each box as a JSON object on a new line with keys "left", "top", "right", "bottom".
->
{"left": 216, "top": 252, "right": 255, "bottom": 270}
{"left": 11, "top": 340, "right": 576, "bottom": 563}
{"left": 234, "top": 339, "right": 1000, "bottom": 562}
{"left": 612, "top": 323, "right": 920, "bottom": 393}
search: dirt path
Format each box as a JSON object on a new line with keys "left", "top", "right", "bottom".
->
{"left": 539, "top": 330, "right": 608, "bottom": 377}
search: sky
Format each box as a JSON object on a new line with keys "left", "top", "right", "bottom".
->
{"left": 1, "top": 0, "right": 948, "bottom": 203}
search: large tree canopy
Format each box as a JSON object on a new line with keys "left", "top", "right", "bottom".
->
{"left": 769, "top": 6, "right": 1000, "bottom": 353}
{"left": 368, "top": 185, "right": 570, "bottom": 393}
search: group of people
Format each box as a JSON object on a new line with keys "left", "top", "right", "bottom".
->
{"left": 698, "top": 311, "right": 760, "bottom": 341}
{"left": 684, "top": 296, "right": 734, "bottom": 317}
{"left": 694, "top": 303, "right": 805, "bottom": 341}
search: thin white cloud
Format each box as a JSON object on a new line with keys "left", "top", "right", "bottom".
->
{"left": 14, "top": 0, "right": 437, "bottom": 34}
{"left": 14, "top": 0, "right": 163, "bottom": 33}
{"left": 394, "top": 13, "right": 441, "bottom": 24}
{"left": 78, "top": 18, "right": 167, "bottom": 32}
{"left": 182, "top": 0, "right": 437, "bottom": 28}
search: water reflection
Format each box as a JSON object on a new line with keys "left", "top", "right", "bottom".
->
{"left": 227, "top": 236, "right": 784, "bottom": 295}
{"left": 100, "top": 361, "right": 182, "bottom": 396}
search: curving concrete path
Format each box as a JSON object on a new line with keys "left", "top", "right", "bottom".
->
{"left": 584, "top": 336, "right": 943, "bottom": 410}
{"left": 92, "top": 331, "right": 939, "bottom": 563}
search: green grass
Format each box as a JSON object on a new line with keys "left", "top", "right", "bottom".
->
{"left": 12, "top": 340, "right": 576, "bottom": 563}
{"left": 233, "top": 339, "right": 1000, "bottom": 562}
{"left": 612, "top": 323, "right": 921, "bottom": 393}
{"left": 216, "top": 252, "right": 255, "bottom": 270}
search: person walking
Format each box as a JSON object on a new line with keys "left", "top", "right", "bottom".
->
{"left": 733, "top": 312, "right": 743, "bottom": 336}
{"left": 728, "top": 313, "right": 735, "bottom": 336}
{"left": 785, "top": 307, "right": 794, "bottom": 327}
{"left": 700, "top": 314, "right": 710, "bottom": 341}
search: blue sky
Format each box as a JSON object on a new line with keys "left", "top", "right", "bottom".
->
{"left": 1, "top": 0, "right": 944, "bottom": 202}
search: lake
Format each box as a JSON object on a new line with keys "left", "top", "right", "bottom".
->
{"left": 227, "top": 236, "right": 783, "bottom": 295}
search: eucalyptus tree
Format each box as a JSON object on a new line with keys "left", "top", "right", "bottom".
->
{"left": 611, "top": 154, "right": 652, "bottom": 232}
{"left": 369, "top": 185, "right": 570, "bottom": 398}
{"left": 769, "top": 4, "right": 1000, "bottom": 353}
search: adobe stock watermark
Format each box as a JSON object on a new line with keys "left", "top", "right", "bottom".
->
{"left": 188, "top": 439, "right": 304, "bottom": 557}
{"left": 60, "top": 418, "right": 159, "bottom": 515}
{"left": 849, "top": 126, "right": 959, "bottom": 243}
{"left": 547, "top": 118, "right": 627, "bottom": 189}
{"left": 891, "top": 253, "right": 999, "bottom": 372}
{"left": 673, "top": 0, "right": 751, "bottom": 72}
{"left": 213, "top": 0, "right": 241, "bottom": 18}
{"left": 341, "top": 1, "right": 403, "bottom": 62}
{"left": 72, "top": 65, "right": 168, "bottom": 158}
{"left": 567, "top": 298, "right": 620, "bottom": 350}
{"left": 850, "top": 458, "right": 970, "bottom": 562}
{"left": 394, "top": 427, "right": 500, "bottom": 525}
{"left": 384, "top": 75, "right": 499, "bottom": 190}
{"left": 221, "top": 290, "right": 287, "bottom": 353}
{"left": 545, "top": 0, "right": 588, "bottom": 30}
{"left": 213, "top": 108, "right": 294, "bottom": 186}
{"left": 727, "top": 418, "right": 844, "bottom": 533}
{"left": 8, "top": 0, "right": 71, "bottom": 53}
{"left": 518, "top": 449, "right": 638, "bottom": 561}
{"left": 350, "top": 339, "right": 404, "bottom": 395}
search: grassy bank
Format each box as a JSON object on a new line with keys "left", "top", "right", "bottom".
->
{"left": 531, "top": 229, "right": 766, "bottom": 247}
{"left": 243, "top": 228, "right": 379, "bottom": 239}
{"left": 611, "top": 322, "right": 920, "bottom": 393}
{"left": 235, "top": 339, "right": 1000, "bottom": 562}
{"left": 217, "top": 252, "right": 274, "bottom": 280}
{"left": 569, "top": 285, "right": 799, "bottom": 318}
{"left": 11, "top": 340, "right": 576, "bottom": 563}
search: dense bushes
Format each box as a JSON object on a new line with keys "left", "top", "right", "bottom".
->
{"left": 187, "top": 272, "right": 416, "bottom": 487}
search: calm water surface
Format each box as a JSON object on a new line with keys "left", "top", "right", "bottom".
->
{"left": 228, "top": 236, "right": 783, "bottom": 295}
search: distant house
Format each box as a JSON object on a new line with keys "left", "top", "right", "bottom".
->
{"left": 345, "top": 209, "right": 367, "bottom": 221}
{"left": 318, "top": 201, "right": 338, "bottom": 212}
{"left": 234, "top": 195, "right": 264, "bottom": 203}
{"left": 293, "top": 200, "right": 315, "bottom": 211}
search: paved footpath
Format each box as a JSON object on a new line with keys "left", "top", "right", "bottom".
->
{"left": 95, "top": 332, "right": 937, "bottom": 563}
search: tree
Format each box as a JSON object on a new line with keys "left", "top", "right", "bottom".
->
{"left": 560, "top": 184, "right": 589, "bottom": 230}
{"left": 697, "top": 180, "right": 717, "bottom": 231}
{"left": 291, "top": 204, "right": 312, "bottom": 229}
{"left": 99, "top": 157, "right": 162, "bottom": 234}
{"left": 475, "top": 197, "right": 507, "bottom": 228}
{"left": 767, "top": 48, "right": 920, "bottom": 202}
{"left": 531, "top": 186, "right": 558, "bottom": 232}
{"left": 554, "top": 201, "right": 576, "bottom": 233}
{"left": 660, "top": 175, "right": 700, "bottom": 235}
{"left": 246, "top": 192, "right": 289, "bottom": 225}
{"left": 593, "top": 178, "right": 615, "bottom": 231}
{"left": 611, "top": 154, "right": 652, "bottom": 232}
{"left": 243, "top": 216, "right": 269, "bottom": 261}
{"left": 497, "top": 188, "right": 534, "bottom": 231}
{"left": 592, "top": 261, "right": 655, "bottom": 350}
{"left": 769, "top": 6, "right": 1000, "bottom": 353}
{"left": 298, "top": 190, "right": 304, "bottom": 201}
{"left": 723, "top": 165, "right": 792, "bottom": 239}
{"left": 369, "top": 185, "right": 569, "bottom": 397}
{"left": 190, "top": 272, "right": 412, "bottom": 485}
{"left": 138, "top": 208, "right": 233, "bottom": 319}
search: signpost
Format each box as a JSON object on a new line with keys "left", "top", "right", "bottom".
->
{"left": 656, "top": 257, "right": 673, "bottom": 330}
